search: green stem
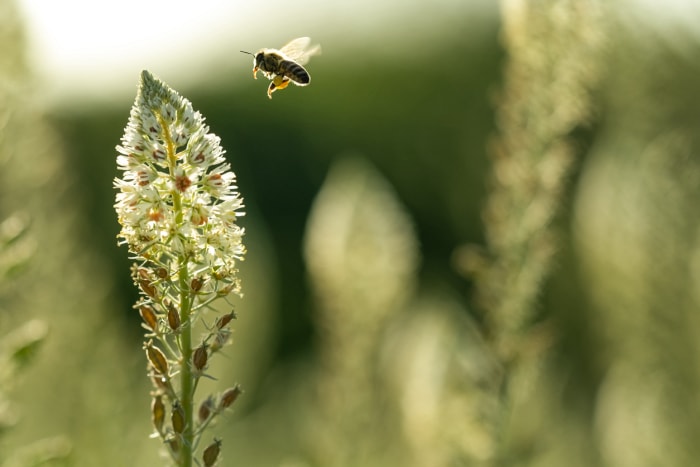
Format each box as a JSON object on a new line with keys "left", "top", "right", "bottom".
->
{"left": 179, "top": 261, "right": 194, "bottom": 467}
{"left": 159, "top": 112, "right": 194, "bottom": 467}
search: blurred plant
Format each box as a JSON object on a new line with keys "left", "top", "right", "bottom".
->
{"left": 0, "top": 312, "right": 71, "bottom": 466}
{"left": 302, "top": 158, "right": 503, "bottom": 467}
{"left": 0, "top": 217, "right": 60, "bottom": 467}
{"left": 455, "top": 0, "right": 605, "bottom": 464}
{"left": 0, "top": 1, "right": 72, "bottom": 464}
{"left": 382, "top": 294, "right": 501, "bottom": 467}
{"left": 114, "top": 70, "right": 246, "bottom": 467}
{"left": 0, "top": 216, "right": 39, "bottom": 420}
{"left": 573, "top": 5, "right": 700, "bottom": 464}
{"left": 303, "top": 157, "right": 419, "bottom": 466}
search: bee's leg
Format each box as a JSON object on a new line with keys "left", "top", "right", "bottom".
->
{"left": 253, "top": 66, "right": 259, "bottom": 79}
{"left": 267, "top": 76, "right": 290, "bottom": 99}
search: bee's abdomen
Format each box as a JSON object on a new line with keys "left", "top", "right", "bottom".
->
{"left": 282, "top": 60, "right": 310, "bottom": 85}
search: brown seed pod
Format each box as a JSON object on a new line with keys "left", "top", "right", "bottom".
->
{"left": 145, "top": 341, "right": 169, "bottom": 375}
{"left": 171, "top": 401, "right": 185, "bottom": 434}
{"left": 152, "top": 395, "right": 165, "bottom": 432}
{"left": 156, "top": 267, "right": 169, "bottom": 279}
{"left": 167, "top": 437, "right": 180, "bottom": 455}
{"left": 219, "top": 385, "right": 242, "bottom": 409}
{"left": 140, "top": 279, "right": 160, "bottom": 299}
{"left": 210, "top": 329, "right": 231, "bottom": 353}
{"left": 167, "top": 305, "right": 181, "bottom": 331}
{"left": 193, "top": 344, "right": 208, "bottom": 371}
{"left": 152, "top": 372, "right": 169, "bottom": 391}
{"left": 139, "top": 305, "right": 158, "bottom": 331}
{"left": 198, "top": 396, "right": 215, "bottom": 423}
{"left": 216, "top": 311, "right": 237, "bottom": 330}
{"left": 191, "top": 277, "right": 204, "bottom": 292}
{"left": 202, "top": 438, "right": 222, "bottom": 467}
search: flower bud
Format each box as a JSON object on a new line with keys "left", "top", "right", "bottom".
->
{"left": 219, "top": 385, "right": 242, "bottom": 409}
{"left": 202, "top": 438, "right": 222, "bottom": 467}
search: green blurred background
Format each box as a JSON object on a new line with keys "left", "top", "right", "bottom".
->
{"left": 3, "top": 0, "right": 700, "bottom": 466}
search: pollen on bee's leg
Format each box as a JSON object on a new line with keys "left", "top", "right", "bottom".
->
{"left": 253, "top": 67, "right": 259, "bottom": 79}
{"left": 275, "top": 80, "right": 291, "bottom": 91}
{"left": 267, "top": 76, "right": 290, "bottom": 99}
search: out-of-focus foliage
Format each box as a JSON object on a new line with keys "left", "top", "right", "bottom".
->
{"left": 303, "top": 157, "right": 418, "bottom": 466}
{"left": 1, "top": 0, "right": 151, "bottom": 464}
{"left": 0, "top": 2, "right": 70, "bottom": 466}
{"left": 456, "top": 1, "right": 606, "bottom": 465}
{"left": 573, "top": 3, "right": 700, "bottom": 465}
{"left": 473, "top": 0, "right": 605, "bottom": 348}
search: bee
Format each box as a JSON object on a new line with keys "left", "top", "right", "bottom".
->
{"left": 240, "top": 37, "right": 321, "bottom": 99}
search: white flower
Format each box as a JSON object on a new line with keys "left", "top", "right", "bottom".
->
{"left": 114, "top": 70, "right": 245, "bottom": 298}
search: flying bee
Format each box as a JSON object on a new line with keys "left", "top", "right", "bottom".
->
{"left": 240, "top": 37, "right": 321, "bottom": 99}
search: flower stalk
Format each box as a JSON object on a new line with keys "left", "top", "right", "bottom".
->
{"left": 115, "top": 70, "right": 246, "bottom": 466}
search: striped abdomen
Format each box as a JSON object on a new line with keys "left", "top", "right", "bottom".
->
{"left": 281, "top": 60, "right": 310, "bottom": 85}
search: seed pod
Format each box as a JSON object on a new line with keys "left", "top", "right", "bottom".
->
{"left": 202, "top": 438, "right": 222, "bottom": 467}
{"left": 152, "top": 373, "right": 169, "bottom": 391}
{"left": 198, "top": 396, "right": 215, "bottom": 423}
{"left": 152, "top": 395, "right": 165, "bottom": 432}
{"left": 156, "top": 267, "right": 169, "bottom": 279}
{"left": 171, "top": 401, "right": 185, "bottom": 434}
{"left": 139, "top": 305, "right": 158, "bottom": 331}
{"left": 216, "top": 311, "right": 237, "bottom": 330}
{"left": 210, "top": 329, "right": 231, "bottom": 353}
{"left": 138, "top": 278, "right": 158, "bottom": 299}
{"left": 167, "top": 305, "right": 181, "bottom": 331}
{"left": 136, "top": 269, "right": 156, "bottom": 297}
{"left": 145, "top": 341, "right": 169, "bottom": 375}
{"left": 216, "top": 283, "right": 235, "bottom": 297}
{"left": 167, "top": 437, "right": 181, "bottom": 456}
{"left": 219, "top": 385, "right": 242, "bottom": 409}
{"left": 191, "top": 277, "right": 203, "bottom": 292}
{"left": 193, "top": 344, "right": 208, "bottom": 371}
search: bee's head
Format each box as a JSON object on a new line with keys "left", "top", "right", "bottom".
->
{"left": 254, "top": 52, "right": 265, "bottom": 67}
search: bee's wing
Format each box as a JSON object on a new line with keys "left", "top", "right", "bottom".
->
{"left": 279, "top": 37, "right": 321, "bottom": 65}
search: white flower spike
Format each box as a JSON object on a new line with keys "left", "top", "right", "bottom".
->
{"left": 114, "top": 70, "right": 246, "bottom": 465}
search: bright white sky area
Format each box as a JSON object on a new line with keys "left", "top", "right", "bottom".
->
{"left": 16, "top": 0, "right": 491, "bottom": 104}
{"left": 16, "top": 0, "right": 700, "bottom": 105}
